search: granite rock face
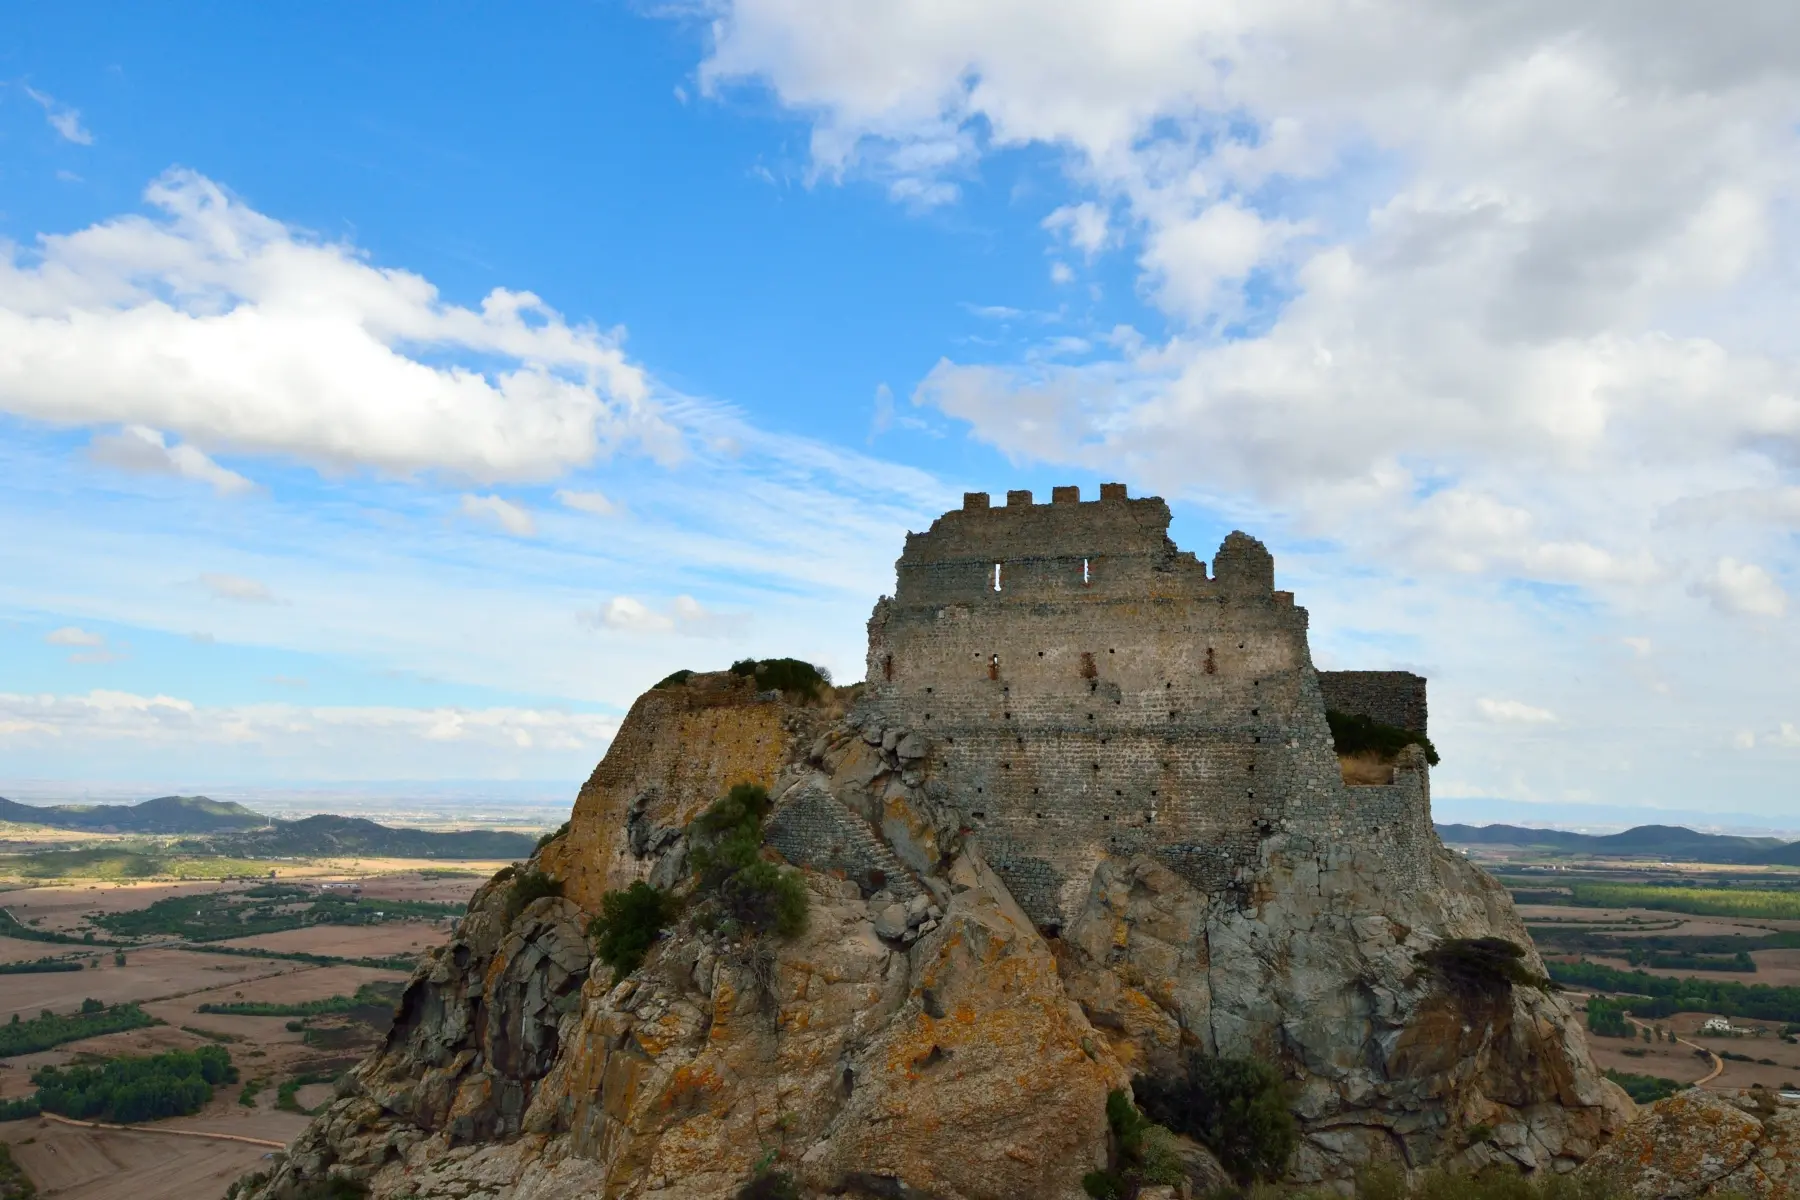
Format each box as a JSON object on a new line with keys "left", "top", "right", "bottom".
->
{"left": 1580, "top": 1089, "right": 1800, "bottom": 1198}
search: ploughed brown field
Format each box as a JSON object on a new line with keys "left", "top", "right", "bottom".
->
{"left": 0, "top": 871, "right": 489, "bottom": 1199}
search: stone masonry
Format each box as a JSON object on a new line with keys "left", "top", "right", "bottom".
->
{"left": 860, "top": 483, "right": 1433, "bottom": 926}
{"left": 1317, "top": 670, "right": 1429, "bottom": 735}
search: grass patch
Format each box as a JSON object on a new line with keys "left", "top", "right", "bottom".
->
{"left": 0, "top": 1003, "right": 157, "bottom": 1058}
{"left": 275, "top": 1070, "right": 338, "bottom": 1115}
{"left": 0, "top": 1142, "right": 34, "bottom": 1200}
{"left": 237, "top": 1077, "right": 266, "bottom": 1107}
{"left": 503, "top": 868, "right": 563, "bottom": 923}
{"left": 92, "top": 887, "right": 458, "bottom": 941}
{"left": 588, "top": 881, "right": 679, "bottom": 983}
{"left": 1565, "top": 882, "right": 1800, "bottom": 920}
{"left": 1326, "top": 709, "right": 1439, "bottom": 766}
{"left": 1081, "top": 1089, "right": 1186, "bottom": 1199}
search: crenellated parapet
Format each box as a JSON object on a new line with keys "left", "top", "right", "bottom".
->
{"left": 860, "top": 483, "right": 1431, "bottom": 925}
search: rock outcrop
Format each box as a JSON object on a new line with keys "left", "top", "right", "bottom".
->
{"left": 1580, "top": 1089, "right": 1800, "bottom": 1197}
{"left": 242, "top": 494, "right": 1632, "bottom": 1200}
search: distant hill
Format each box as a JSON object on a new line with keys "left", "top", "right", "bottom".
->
{"left": 0, "top": 795, "right": 539, "bottom": 861}
{"left": 1436, "top": 821, "right": 1794, "bottom": 863}
{"left": 0, "top": 794, "right": 268, "bottom": 833}
{"left": 233, "top": 814, "right": 537, "bottom": 860}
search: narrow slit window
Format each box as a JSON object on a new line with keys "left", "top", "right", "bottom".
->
{"left": 989, "top": 653, "right": 1000, "bottom": 680}
{"left": 993, "top": 562, "right": 1003, "bottom": 591}
{"left": 1082, "top": 557, "right": 1091, "bottom": 585}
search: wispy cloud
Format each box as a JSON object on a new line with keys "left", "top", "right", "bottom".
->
{"left": 88, "top": 425, "right": 257, "bottom": 496}
{"left": 460, "top": 493, "right": 537, "bottom": 537}
{"left": 554, "top": 488, "right": 618, "bottom": 517}
{"left": 578, "top": 594, "right": 748, "bottom": 639}
{"left": 195, "top": 573, "right": 280, "bottom": 604}
{"left": 45, "top": 626, "right": 103, "bottom": 647}
{"left": 22, "top": 85, "right": 93, "bottom": 145}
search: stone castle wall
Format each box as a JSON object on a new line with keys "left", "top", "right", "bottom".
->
{"left": 860, "top": 484, "right": 1434, "bottom": 924}
{"left": 1317, "top": 670, "right": 1429, "bottom": 735}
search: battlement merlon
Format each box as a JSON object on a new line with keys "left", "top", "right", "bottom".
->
{"left": 892, "top": 483, "right": 1291, "bottom": 607}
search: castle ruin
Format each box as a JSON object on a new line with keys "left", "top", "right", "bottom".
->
{"left": 857, "top": 483, "right": 1435, "bottom": 925}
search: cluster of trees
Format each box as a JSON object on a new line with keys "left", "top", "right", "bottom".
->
{"left": 1550, "top": 960, "right": 1800, "bottom": 1024}
{"left": 1621, "top": 948, "right": 1756, "bottom": 973}
{"left": 198, "top": 980, "right": 403, "bottom": 1018}
{"left": 1585, "top": 996, "right": 1633, "bottom": 1037}
{"left": 94, "top": 888, "right": 459, "bottom": 941}
{"left": 0, "top": 1002, "right": 156, "bottom": 1057}
{"left": 0, "top": 956, "right": 85, "bottom": 975}
{"left": 0, "top": 1045, "right": 236, "bottom": 1123}
{"left": 1603, "top": 1069, "right": 1684, "bottom": 1105}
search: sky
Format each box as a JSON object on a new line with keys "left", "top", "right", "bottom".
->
{"left": 1, "top": 2, "right": 1798, "bottom": 825}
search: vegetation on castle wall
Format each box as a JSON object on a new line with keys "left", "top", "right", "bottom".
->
{"left": 588, "top": 881, "right": 679, "bottom": 982}
{"left": 1326, "top": 710, "right": 1440, "bottom": 766}
{"left": 1134, "top": 1054, "right": 1297, "bottom": 1186}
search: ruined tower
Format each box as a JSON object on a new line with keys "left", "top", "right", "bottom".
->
{"left": 859, "top": 483, "right": 1434, "bottom": 925}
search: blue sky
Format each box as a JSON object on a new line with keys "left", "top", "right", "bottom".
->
{"left": 3, "top": 2, "right": 1799, "bottom": 823}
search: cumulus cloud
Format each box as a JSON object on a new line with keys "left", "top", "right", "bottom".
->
{"left": 578, "top": 594, "right": 748, "bottom": 639}
{"left": 45, "top": 626, "right": 103, "bottom": 647}
{"left": 554, "top": 488, "right": 618, "bottom": 517}
{"left": 700, "top": 0, "right": 1800, "bottom": 611}
{"left": 23, "top": 86, "right": 93, "bottom": 145}
{"left": 460, "top": 493, "right": 537, "bottom": 537}
{"left": 1693, "top": 557, "right": 1788, "bottom": 618}
{"left": 196, "top": 573, "right": 279, "bottom": 604}
{"left": 0, "top": 169, "right": 676, "bottom": 481}
{"left": 87, "top": 425, "right": 256, "bottom": 495}
{"left": 1476, "top": 698, "right": 1558, "bottom": 724}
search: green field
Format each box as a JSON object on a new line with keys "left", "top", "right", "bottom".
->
{"left": 0, "top": 847, "right": 282, "bottom": 881}
{"left": 1547, "top": 882, "right": 1800, "bottom": 920}
{"left": 92, "top": 885, "right": 460, "bottom": 941}
{"left": 197, "top": 980, "right": 403, "bottom": 1019}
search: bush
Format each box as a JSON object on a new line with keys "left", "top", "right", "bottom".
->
{"left": 1326, "top": 709, "right": 1439, "bottom": 766}
{"left": 534, "top": 821, "right": 571, "bottom": 852}
{"left": 1083, "top": 1089, "right": 1187, "bottom": 1197}
{"left": 1417, "top": 938, "right": 1548, "bottom": 999}
{"left": 1134, "top": 1054, "right": 1296, "bottom": 1186}
{"left": 504, "top": 869, "right": 563, "bottom": 923}
{"left": 588, "top": 882, "right": 679, "bottom": 983}
{"left": 735, "top": 1170, "right": 799, "bottom": 1200}
{"left": 654, "top": 669, "right": 694, "bottom": 689}
{"left": 688, "top": 784, "right": 808, "bottom": 940}
{"left": 729, "top": 658, "right": 831, "bottom": 700}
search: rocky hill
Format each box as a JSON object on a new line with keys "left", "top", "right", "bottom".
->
{"left": 241, "top": 488, "right": 1633, "bottom": 1200}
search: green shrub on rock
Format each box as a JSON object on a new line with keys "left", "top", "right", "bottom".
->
{"left": 689, "top": 783, "right": 809, "bottom": 940}
{"left": 503, "top": 868, "right": 562, "bottom": 923}
{"left": 588, "top": 882, "right": 679, "bottom": 983}
{"left": 1133, "top": 1054, "right": 1297, "bottom": 1186}
{"left": 1327, "top": 709, "right": 1439, "bottom": 765}
{"left": 1416, "top": 937, "right": 1550, "bottom": 999}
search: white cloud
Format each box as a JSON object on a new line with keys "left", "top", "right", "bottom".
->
{"left": 88, "top": 425, "right": 256, "bottom": 496}
{"left": 554, "top": 488, "right": 618, "bottom": 517}
{"left": 23, "top": 86, "right": 93, "bottom": 145}
{"left": 0, "top": 689, "right": 617, "bottom": 775}
{"left": 1772, "top": 722, "right": 1800, "bottom": 748}
{"left": 45, "top": 626, "right": 103, "bottom": 647}
{"left": 196, "top": 573, "right": 279, "bottom": 604}
{"left": 1049, "top": 261, "right": 1074, "bottom": 284}
{"left": 0, "top": 169, "right": 675, "bottom": 481}
{"left": 1476, "top": 698, "right": 1558, "bottom": 724}
{"left": 580, "top": 594, "right": 748, "bottom": 639}
{"left": 460, "top": 493, "right": 537, "bottom": 537}
{"left": 1694, "top": 557, "right": 1788, "bottom": 618}
{"left": 1043, "top": 202, "right": 1110, "bottom": 258}
{"left": 1622, "top": 637, "right": 1653, "bottom": 657}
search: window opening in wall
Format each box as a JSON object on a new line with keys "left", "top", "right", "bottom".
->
{"left": 883, "top": 653, "right": 894, "bottom": 681}
{"left": 1082, "top": 558, "right": 1091, "bottom": 585}
{"left": 972, "top": 811, "right": 985, "bottom": 819}
{"left": 989, "top": 653, "right": 1000, "bottom": 680}
{"left": 1080, "top": 651, "right": 1097, "bottom": 679}
{"left": 1205, "top": 647, "right": 1217, "bottom": 675}
{"left": 993, "top": 562, "right": 1003, "bottom": 591}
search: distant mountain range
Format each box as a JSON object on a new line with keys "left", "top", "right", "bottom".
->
{"left": 0, "top": 794, "right": 540, "bottom": 860}
{"left": 1436, "top": 821, "right": 1800, "bottom": 865}
{"left": 0, "top": 793, "right": 268, "bottom": 833}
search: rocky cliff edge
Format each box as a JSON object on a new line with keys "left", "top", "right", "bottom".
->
{"left": 240, "top": 672, "right": 1632, "bottom": 1200}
